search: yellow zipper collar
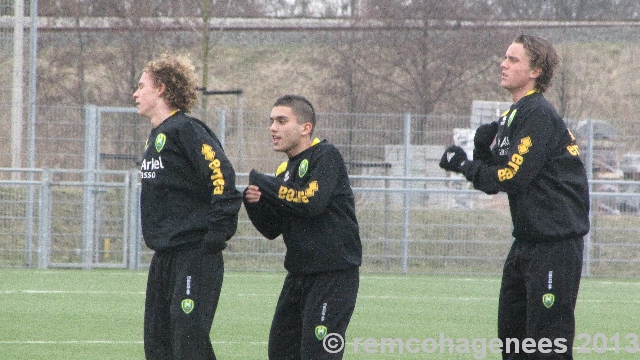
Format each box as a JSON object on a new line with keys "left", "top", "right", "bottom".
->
{"left": 275, "top": 138, "right": 321, "bottom": 176}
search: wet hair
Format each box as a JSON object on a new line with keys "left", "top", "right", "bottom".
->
{"left": 273, "top": 95, "right": 316, "bottom": 135}
{"left": 143, "top": 52, "right": 199, "bottom": 112}
{"left": 513, "top": 34, "right": 560, "bottom": 93}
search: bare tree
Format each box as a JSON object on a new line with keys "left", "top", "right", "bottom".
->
{"left": 39, "top": 0, "right": 640, "bottom": 19}
{"left": 38, "top": 0, "right": 169, "bottom": 107}
{"left": 319, "top": 0, "right": 509, "bottom": 144}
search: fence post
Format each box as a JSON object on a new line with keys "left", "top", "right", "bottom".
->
{"left": 237, "top": 104, "right": 245, "bottom": 171}
{"left": 122, "top": 170, "right": 131, "bottom": 268}
{"left": 218, "top": 109, "right": 226, "bottom": 149}
{"left": 83, "top": 105, "right": 98, "bottom": 269}
{"left": 37, "top": 168, "right": 51, "bottom": 269}
{"left": 402, "top": 113, "right": 411, "bottom": 274}
{"left": 25, "top": 173, "right": 36, "bottom": 267}
{"left": 25, "top": 0, "right": 39, "bottom": 268}
{"left": 11, "top": 0, "right": 24, "bottom": 176}
{"left": 384, "top": 165, "right": 391, "bottom": 271}
{"left": 127, "top": 169, "right": 141, "bottom": 270}
{"left": 584, "top": 118, "right": 594, "bottom": 278}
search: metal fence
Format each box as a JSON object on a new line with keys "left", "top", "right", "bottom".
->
{"left": 2, "top": 5, "right": 640, "bottom": 277}
{"left": 1, "top": 106, "right": 640, "bottom": 277}
{"left": 2, "top": 169, "right": 640, "bottom": 277}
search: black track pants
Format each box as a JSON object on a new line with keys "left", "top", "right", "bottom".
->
{"left": 144, "top": 248, "right": 224, "bottom": 360}
{"left": 498, "top": 237, "right": 583, "bottom": 360}
{"left": 268, "top": 267, "right": 359, "bottom": 360}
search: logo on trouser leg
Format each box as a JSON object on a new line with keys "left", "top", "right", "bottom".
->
{"left": 181, "top": 298, "right": 194, "bottom": 314}
{"left": 315, "top": 325, "right": 328, "bottom": 340}
{"left": 542, "top": 293, "right": 555, "bottom": 309}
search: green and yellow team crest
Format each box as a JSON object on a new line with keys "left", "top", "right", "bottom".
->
{"left": 155, "top": 133, "right": 166, "bottom": 153}
{"left": 542, "top": 293, "right": 555, "bottom": 309}
{"left": 315, "top": 325, "right": 328, "bottom": 340}
{"left": 181, "top": 298, "right": 194, "bottom": 314}
{"left": 298, "top": 159, "right": 309, "bottom": 178}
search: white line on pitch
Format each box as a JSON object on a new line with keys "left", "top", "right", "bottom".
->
{"left": 0, "top": 340, "right": 267, "bottom": 345}
{"left": 0, "top": 290, "right": 145, "bottom": 295}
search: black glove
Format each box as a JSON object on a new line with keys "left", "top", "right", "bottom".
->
{"left": 439, "top": 145, "right": 468, "bottom": 173}
{"left": 474, "top": 122, "right": 498, "bottom": 149}
{"left": 473, "top": 122, "right": 498, "bottom": 163}
{"left": 201, "top": 230, "right": 227, "bottom": 255}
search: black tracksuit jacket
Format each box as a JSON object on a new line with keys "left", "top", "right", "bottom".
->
{"left": 140, "top": 111, "right": 242, "bottom": 251}
{"left": 464, "top": 92, "right": 590, "bottom": 242}
{"left": 244, "top": 139, "right": 362, "bottom": 274}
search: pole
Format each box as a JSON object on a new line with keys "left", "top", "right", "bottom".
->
{"left": 584, "top": 118, "right": 594, "bottom": 277}
{"left": 201, "top": 0, "right": 210, "bottom": 112}
{"left": 402, "top": 113, "right": 411, "bottom": 274}
{"left": 218, "top": 109, "right": 226, "bottom": 148}
{"left": 25, "top": 0, "right": 38, "bottom": 267}
{"left": 11, "top": 0, "right": 25, "bottom": 177}
{"left": 82, "top": 105, "right": 98, "bottom": 269}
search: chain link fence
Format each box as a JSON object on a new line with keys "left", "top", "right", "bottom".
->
{"left": 1, "top": 105, "right": 640, "bottom": 277}
{"left": 2, "top": 5, "right": 640, "bottom": 276}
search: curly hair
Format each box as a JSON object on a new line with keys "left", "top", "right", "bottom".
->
{"left": 513, "top": 34, "right": 560, "bottom": 93}
{"left": 144, "top": 52, "right": 200, "bottom": 113}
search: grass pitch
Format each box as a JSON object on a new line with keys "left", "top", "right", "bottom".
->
{"left": 0, "top": 269, "right": 638, "bottom": 359}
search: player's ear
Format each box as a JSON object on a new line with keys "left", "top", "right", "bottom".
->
{"left": 530, "top": 66, "right": 542, "bottom": 79}
{"left": 156, "top": 82, "right": 166, "bottom": 96}
{"left": 302, "top": 122, "right": 313, "bottom": 136}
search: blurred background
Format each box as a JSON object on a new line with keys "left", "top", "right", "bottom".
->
{"left": 1, "top": 0, "right": 640, "bottom": 277}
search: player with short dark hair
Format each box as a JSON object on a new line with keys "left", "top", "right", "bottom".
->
{"left": 135, "top": 52, "right": 242, "bottom": 360}
{"left": 439, "top": 35, "right": 590, "bottom": 359}
{"left": 243, "top": 95, "right": 362, "bottom": 359}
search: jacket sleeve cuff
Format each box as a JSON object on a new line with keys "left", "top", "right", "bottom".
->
{"left": 460, "top": 160, "right": 481, "bottom": 182}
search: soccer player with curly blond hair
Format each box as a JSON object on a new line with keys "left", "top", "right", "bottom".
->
{"left": 135, "top": 52, "right": 242, "bottom": 360}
